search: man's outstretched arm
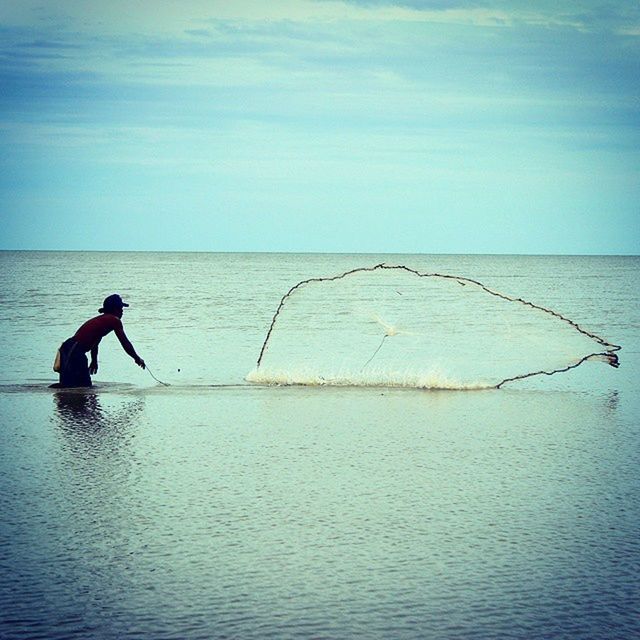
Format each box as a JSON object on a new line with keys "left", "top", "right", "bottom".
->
{"left": 114, "top": 326, "right": 145, "bottom": 369}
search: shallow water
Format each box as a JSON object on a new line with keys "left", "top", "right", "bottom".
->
{"left": 1, "top": 252, "right": 639, "bottom": 639}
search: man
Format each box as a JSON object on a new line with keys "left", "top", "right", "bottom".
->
{"left": 53, "top": 294, "right": 145, "bottom": 388}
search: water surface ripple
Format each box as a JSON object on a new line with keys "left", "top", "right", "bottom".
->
{"left": 1, "top": 252, "right": 638, "bottom": 639}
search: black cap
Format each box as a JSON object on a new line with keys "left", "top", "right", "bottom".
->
{"left": 99, "top": 294, "right": 129, "bottom": 313}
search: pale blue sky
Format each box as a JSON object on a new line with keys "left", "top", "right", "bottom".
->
{"left": 1, "top": 0, "right": 638, "bottom": 253}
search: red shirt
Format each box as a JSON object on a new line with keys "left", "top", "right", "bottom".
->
{"left": 74, "top": 314, "right": 124, "bottom": 351}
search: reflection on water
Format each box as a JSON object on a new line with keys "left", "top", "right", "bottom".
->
{"left": 0, "top": 386, "right": 638, "bottom": 639}
{"left": 53, "top": 390, "right": 145, "bottom": 457}
{"left": 54, "top": 390, "right": 107, "bottom": 428}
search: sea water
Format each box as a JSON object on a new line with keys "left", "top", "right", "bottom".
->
{"left": 0, "top": 252, "right": 638, "bottom": 639}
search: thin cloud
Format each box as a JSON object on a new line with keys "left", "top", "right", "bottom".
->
{"left": 316, "top": 0, "right": 640, "bottom": 32}
{"left": 0, "top": 0, "right": 638, "bottom": 252}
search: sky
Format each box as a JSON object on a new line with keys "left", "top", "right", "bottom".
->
{"left": 1, "top": 0, "right": 638, "bottom": 253}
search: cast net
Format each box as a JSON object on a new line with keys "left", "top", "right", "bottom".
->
{"left": 247, "top": 264, "right": 620, "bottom": 389}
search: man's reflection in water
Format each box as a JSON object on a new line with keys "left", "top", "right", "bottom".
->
{"left": 55, "top": 390, "right": 104, "bottom": 428}
{"left": 52, "top": 391, "right": 147, "bottom": 564}
{"left": 53, "top": 390, "right": 145, "bottom": 458}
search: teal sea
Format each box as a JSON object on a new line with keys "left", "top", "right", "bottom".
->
{"left": 1, "top": 251, "right": 639, "bottom": 639}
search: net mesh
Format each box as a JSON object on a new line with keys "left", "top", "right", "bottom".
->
{"left": 248, "top": 264, "right": 620, "bottom": 389}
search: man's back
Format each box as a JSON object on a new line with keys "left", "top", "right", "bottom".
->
{"left": 74, "top": 314, "right": 122, "bottom": 351}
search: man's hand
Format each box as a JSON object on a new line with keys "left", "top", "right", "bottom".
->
{"left": 89, "top": 360, "right": 98, "bottom": 375}
{"left": 135, "top": 356, "right": 146, "bottom": 370}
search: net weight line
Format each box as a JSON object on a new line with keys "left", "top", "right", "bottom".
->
{"left": 361, "top": 333, "right": 389, "bottom": 371}
{"left": 255, "top": 263, "right": 621, "bottom": 389}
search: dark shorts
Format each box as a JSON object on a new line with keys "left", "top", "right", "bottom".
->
{"left": 57, "top": 338, "right": 92, "bottom": 387}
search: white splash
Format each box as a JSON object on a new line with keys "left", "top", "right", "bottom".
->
{"left": 246, "top": 367, "right": 493, "bottom": 390}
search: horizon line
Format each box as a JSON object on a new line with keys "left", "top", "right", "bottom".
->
{"left": 1, "top": 249, "right": 638, "bottom": 258}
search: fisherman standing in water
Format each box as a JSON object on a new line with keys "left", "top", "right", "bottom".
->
{"left": 53, "top": 294, "right": 145, "bottom": 388}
